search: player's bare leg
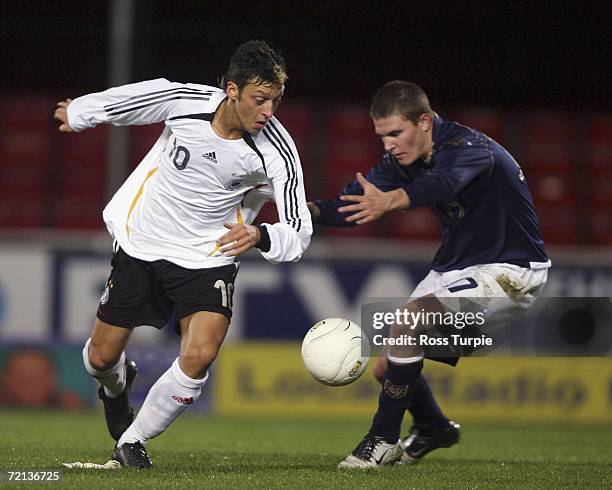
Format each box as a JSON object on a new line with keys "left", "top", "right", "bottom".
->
{"left": 87, "top": 319, "right": 132, "bottom": 371}
{"left": 114, "top": 311, "right": 229, "bottom": 468}
{"left": 177, "top": 311, "right": 229, "bottom": 379}
{"left": 83, "top": 320, "right": 137, "bottom": 441}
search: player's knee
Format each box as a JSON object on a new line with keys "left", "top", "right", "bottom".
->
{"left": 372, "top": 364, "right": 385, "bottom": 384}
{"left": 87, "top": 340, "right": 122, "bottom": 371}
{"left": 372, "top": 355, "right": 388, "bottom": 384}
{"left": 179, "top": 346, "right": 219, "bottom": 377}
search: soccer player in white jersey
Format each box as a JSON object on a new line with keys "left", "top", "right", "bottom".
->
{"left": 53, "top": 40, "right": 312, "bottom": 468}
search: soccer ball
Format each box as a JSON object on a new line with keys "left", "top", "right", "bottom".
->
{"left": 301, "top": 318, "right": 370, "bottom": 386}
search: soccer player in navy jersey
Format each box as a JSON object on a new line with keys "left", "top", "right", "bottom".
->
{"left": 308, "top": 81, "right": 550, "bottom": 468}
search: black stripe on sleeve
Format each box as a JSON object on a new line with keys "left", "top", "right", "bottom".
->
{"left": 105, "top": 95, "right": 210, "bottom": 117}
{"left": 170, "top": 96, "right": 228, "bottom": 124}
{"left": 169, "top": 112, "right": 215, "bottom": 122}
{"left": 265, "top": 124, "right": 297, "bottom": 230}
{"left": 105, "top": 90, "right": 213, "bottom": 115}
{"left": 242, "top": 133, "right": 267, "bottom": 177}
{"left": 263, "top": 126, "right": 300, "bottom": 231}
{"left": 267, "top": 121, "right": 301, "bottom": 232}
{"left": 263, "top": 129, "right": 292, "bottom": 227}
{"left": 268, "top": 121, "right": 300, "bottom": 231}
{"left": 104, "top": 86, "right": 212, "bottom": 111}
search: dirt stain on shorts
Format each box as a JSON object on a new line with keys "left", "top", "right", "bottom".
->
{"left": 495, "top": 273, "right": 524, "bottom": 301}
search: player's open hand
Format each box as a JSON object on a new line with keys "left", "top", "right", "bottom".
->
{"left": 53, "top": 99, "right": 74, "bottom": 132}
{"left": 218, "top": 223, "right": 261, "bottom": 256}
{"left": 338, "top": 172, "right": 398, "bottom": 224}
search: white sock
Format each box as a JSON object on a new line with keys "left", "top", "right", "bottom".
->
{"left": 118, "top": 358, "right": 207, "bottom": 446}
{"left": 82, "top": 338, "right": 126, "bottom": 398}
{"left": 387, "top": 353, "right": 424, "bottom": 364}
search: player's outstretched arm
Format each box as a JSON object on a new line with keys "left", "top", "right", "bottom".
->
{"left": 64, "top": 79, "right": 212, "bottom": 132}
{"left": 53, "top": 99, "right": 74, "bottom": 132}
{"left": 312, "top": 156, "right": 408, "bottom": 227}
{"left": 339, "top": 172, "right": 410, "bottom": 225}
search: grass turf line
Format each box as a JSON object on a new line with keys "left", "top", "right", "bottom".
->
{"left": 0, "top": 410, "right": 610, "bottom": 489}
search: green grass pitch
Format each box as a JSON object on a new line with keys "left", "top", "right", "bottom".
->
{"left": 0, "top": 410, "right": 610, "bottom": 489}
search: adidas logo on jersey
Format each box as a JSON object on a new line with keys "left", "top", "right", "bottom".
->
{"left": 202, "top": 151, "right": 217, "bottom": 164}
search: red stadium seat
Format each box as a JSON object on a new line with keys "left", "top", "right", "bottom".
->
{"left": 588, "top": 206, "right": 612, "bottom": 245}
{"left": 327, "top": 105, "right": 374, "bottom": 138}
{"left": 57, "top": 126, "right": 107, "bottom": 200}
{"left": 323, "top": 105, "right": 381, "bottom": 176}
{"left": 524, "top": 171, "right": 577, "bottom": 206}
{"left": 586, "top": 115, "right": 612, "bottom": 176}
{"left": 0, "top": 160, "right": 49, "bottom": 195}
{"left": 130, "top": 124, "right": 165, "bottom": 170}
{"left": 0, "top": 127, "right": 52, "bottom": 225}
{"left": 0, "top": 127, "right": 51, "bottom": 162}
{"left": 252, "top": 201, "right": 278, "bottom": 225}
{"left": 385, "top": 207, "right": 440, "bottom": 241}
{"left": 0, "top": 192, "right": 46, "bottom": 228}
{"left": 521, "top": 112, "right": 573, "bottom": 171}
{"left": 322, "top": 171, "right": 361, "bottom": 201}
{"left": 51, "top": 194, "right": 105, "bottom": 229}
{"left": 322, "top": 221, "right": 381, "bottom": 238}
{"left": 582, "top": 116, "right": 612, "bottom": 238}
{"left": 274, "top": 103, "right": 316, "bottom": 189}
{"left": 61, "top": 126, "right": 108, "bottom": 165}
{"left": 0, "top": 96, "right": 54, "bottom": 130}
{"left": 588, "top": 178, "right": 612, "bottom": 206}
{"left": 448, "top": 108, "right": 506, "bottom": 143}
{"left": 275, "top": 103, "right": 314, "bottom": 141}
{"left": 0, "top": 97, "right": 55, "bottom": 229}
{"left": 534, "top": 204, "right": 578, "bottom": 245}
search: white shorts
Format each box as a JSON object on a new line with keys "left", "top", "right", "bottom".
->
{"left": 411, "top": 261, "right": 551, "bottom": 332}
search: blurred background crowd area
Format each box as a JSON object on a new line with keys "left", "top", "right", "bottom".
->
{"left": 1, "top": 1, "right": 611, "bottom": 247}
{"left": 0, "top": 97, "right": 611, "bottom": 246}
{"left": 1, "top": 1, "right": 611, "bottom": 419}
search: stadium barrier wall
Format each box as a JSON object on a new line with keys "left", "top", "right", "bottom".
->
{"left": 214, "top": 343, "right": 612, "bottom": 424}
{"left": 1, "top": 239, "right": 611, "bottom": 420}
{"left": 2, "top": 239, "right": 612, "bottom": 344}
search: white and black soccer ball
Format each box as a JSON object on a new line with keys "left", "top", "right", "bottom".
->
{"left": 301, "top": 318, "right": 370, "bottom": 386}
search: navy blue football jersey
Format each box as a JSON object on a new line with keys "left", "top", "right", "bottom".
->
{"left": 315, "top": 116, "right": 549, "bottom": 271}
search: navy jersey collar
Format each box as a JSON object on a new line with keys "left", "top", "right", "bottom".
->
{"left": 432, "top": 114, "right": 443, "bottom": 146}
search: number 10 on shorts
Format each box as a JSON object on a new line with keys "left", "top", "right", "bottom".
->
{"left": 214, "top": 280, "right": 234, "bottom": 310}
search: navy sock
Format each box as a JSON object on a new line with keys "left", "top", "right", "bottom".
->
{"left": 368, "top": 359, "right": 423, "bottom": 442}
{"left": 407, "top": 375, "right": 449, "bottom": 434}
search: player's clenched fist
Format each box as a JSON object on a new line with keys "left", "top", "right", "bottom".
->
{"left": 53, "top": 99, "right": 74, "bottom": 132}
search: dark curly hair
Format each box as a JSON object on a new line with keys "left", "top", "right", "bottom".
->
{"left": 220, "top": 40, "right": 287, "bottom": 91}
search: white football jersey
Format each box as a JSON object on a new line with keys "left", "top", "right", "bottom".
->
{"left": 67, "top": 79, "right": 312, "bottom": 268}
